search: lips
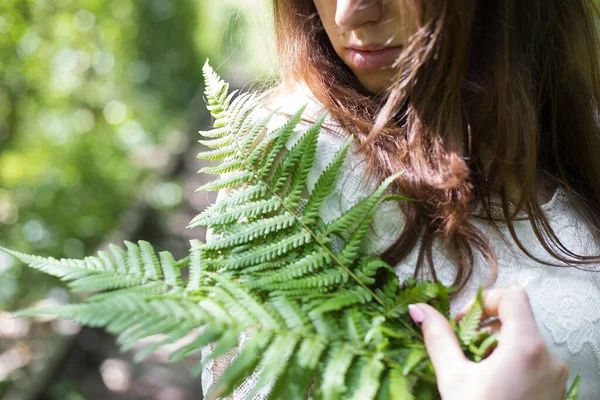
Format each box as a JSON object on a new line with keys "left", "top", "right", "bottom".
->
{"left": 345, "top": 46, "right": 403, "bottom": 70}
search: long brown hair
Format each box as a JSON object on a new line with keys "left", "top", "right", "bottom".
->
{"left": 273, "top": 0, "right": 600, "bottom": 290}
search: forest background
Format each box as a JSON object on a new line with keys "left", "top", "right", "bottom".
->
{"left": 0, "top": 0, "right": 275, "bottom": 399}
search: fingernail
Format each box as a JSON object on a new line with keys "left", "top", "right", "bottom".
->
{"left": 408, "top": 304, "right": 425, "bottom": 325}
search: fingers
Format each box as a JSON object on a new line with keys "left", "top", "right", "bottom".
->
{"left": 551, "top": 354, "right": 570, "bottom": 391}
{"left": 479, "top": 318, "right": 502, "bottom": 335}
{"left": 410, "top": 303, "right": 467, "bottom": 379}
{"left": 486, "top": 287, "right": 542, "bottom": 341}
{"left": 456, "top": 286, "right": 541, "bottom": 342}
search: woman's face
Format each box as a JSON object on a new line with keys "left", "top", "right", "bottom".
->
{"left": 313, "top": 0, "right": 417, "bottom": 94}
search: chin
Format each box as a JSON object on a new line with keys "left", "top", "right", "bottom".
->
{"left": 356, "top": 72, "right": 395, "bottom": 95}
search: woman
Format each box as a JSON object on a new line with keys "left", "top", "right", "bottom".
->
{"left": 203, "top": 0, "right": 600, "bottom": 398}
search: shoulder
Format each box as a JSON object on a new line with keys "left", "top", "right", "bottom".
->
{"left": 256, "top": 83, "right": 351, "bottom": 143}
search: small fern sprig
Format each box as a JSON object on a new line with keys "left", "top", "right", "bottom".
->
{"left": 2, "top": 61, "right": 579, "bottom": 399}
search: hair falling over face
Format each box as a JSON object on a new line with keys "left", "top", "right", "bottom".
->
{"left": 273, "top": 0, "right": 600, "bottom": 292}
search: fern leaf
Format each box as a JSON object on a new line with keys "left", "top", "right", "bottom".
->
{"left": 566, "top": 376, "right": 581, "bottom": 400}
{"left": 336, "top": 195, "right": 396, "bottom": 265}
{"left": 204, "top": 213, "right": 297, "bottom": 251}
{"left": 189, "top": 196, "right": 281, "bottom": 228}
{"left": 213, "top": 230, "right": 312, "bottom": 270}
{"left": 435, "top": 281, "right": 452, "bottom": 318}
{"left": 198, "top": 134, "right": 234, "bottom": 148}
{"left": 240, "top": 109, "right": 278, "bottom": 155}
{"left": 191, "top": 185, "right": 269, "bottom": 229}
{"left": 198, "top": 158, "right": 245, "bottom": 175}
{"left": 196, "top": 170, "right": 254, "bottom": 192}
{"left": 139, "top": 240, "right": 162, "bottom": 280}
{"left": 133, "top": 320, "right": 200, "bottom": 362}
{"left": 265, "top": 267, "right": 348, "bottom": 292}
{"left": 68, "top": 275, "right": 146, "bottom": 293}
{"left": 198, "top": 126, "right": 228, "bottom": 139}
{"left": 297, "top": 336, "right": 328, "bottom": 370}
{"left": 2, "top": 242, "right": 189, "bottom": 297}
{"left": 168, "top": 325, "right": 224, "bottom": 362}
{"left": 207, "top": 273, "right": 282, "bottom": 330}
{"left": 387, "top": 367, "right": 415, "bottom": 400}
{"left": 108, "top": 244, "right": 128, "bottom": 274}
{"left": 196, "top": 144, "right": 238, "bottom": 161}
{"left": 159, "top": 251, "right": 183, "bottom": 287}
{"left": 245, "top": 246, "right": 330, "bottom": 287}
{"left": 194, "top": 329, "right": 241, "bottom": 375}
{"left": 186, "top": 240, "right": 209, "bottom": 292}
{"left": 246, "top": 333, "right": 300, "bottom": 400}
{"left": 458, "top": 287, "right": 484, "bottom": 346}
{"left": 307, "top": 287, "right": 372, "bottom": 316}
{"left": 386, "top": 281, "right": 439, "bottom": 317}
{"left": 344, "top": 308, "right": 369, "bottom": 346}
{"left": 301, "top": 135, "right": 353, "bottom": 224}
{"left": 255, "top": 105, "right": 307, "bottom": 178}
{"left": 268, "top": 130, "right": 308, "bottom": 194}
{"left": 211, "top": 331, "right": 273, "bottom": 399}
{"left": 325, "top": 172, "right": 405, "bottom": 235}
{"left": 402, "top": 349, "right": 427, "bottom": 376}
{"left": 282, "top": 118, "right": 321, "bottom": 205}
{"left": 347, "top": 355, "right": 385, "bottom": 400}
{"left": 270, "top": 296, "right": 311, "bottom": 331}
{"left": 321, "top": 344, "right": 355, "bottom": 400}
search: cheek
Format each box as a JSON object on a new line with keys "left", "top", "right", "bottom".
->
{"left": 316, "top": 15, "right": 345, "bottom": 51}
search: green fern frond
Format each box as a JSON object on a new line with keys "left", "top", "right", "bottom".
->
{"left": 567, "top": 376, "right": 581, "bottom": 400}
{"left": 255, "top": 105, "right": 307, "bottom": 178}
{"left": 301, "top": 135, "right": 352, "bottom": 224}
{"left": 458, "top": 287, "right": 484, "bottom": 346}
{"left": 196, "top": 170, "right": 255, "bottom": 192}
{"left": 204, "top": 213, "right": 297, "bottom": 251}
{"left": 386, "top": 280, "right": 440, "bottom": 317}
{"left": 189, "top": 196, "right": 281, "bottom": 228}
{"left": 245, "top": 246, "right": 330, "bottom": 287}
{"left": 0, "top": 241, "right": 180, "bottom": 295}
{"left": 2, "top": 62, "right": 578, "bottom": 400}
{"left": 198, "top": 158, "right": 245, "bottom": 175}
{"left": 189, "top": 183, "right": 269, "bottom": 227}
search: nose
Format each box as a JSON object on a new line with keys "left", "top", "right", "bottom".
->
{"left": 335, "top": 0, "right": 383, "bottom": 31}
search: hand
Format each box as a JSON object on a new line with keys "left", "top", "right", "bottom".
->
{"left": 408, "top": 286, "right": 569, "bottom": 400}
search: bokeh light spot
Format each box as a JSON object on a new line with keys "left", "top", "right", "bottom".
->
{"left": 23, "top": 220, "right": 46, "bottom": 243}
{"left": 93, "top": 51, "right": 115, "bottom": 75}
{"left": 103, "top": 101, "right": 127, "bottom": 125}
{"left": 117, "top": 120, "right": 148, "bottom": 147}
{"left": 128, "top": 60, "right": 151, "bottom": 84}
{"left": 100, "top": 359, "right": 131, "bottom": 392}
{"left": 74, "top": 10, "right": 96, "bottom": 32}
{"left": 71, "top": 109, "right": 96, "bottom": 133}
{"left": 18, "top": 32, "right": 41, "bottom": 57}
{"left": 111, "top": 0, "right": 134, "bottom": 19}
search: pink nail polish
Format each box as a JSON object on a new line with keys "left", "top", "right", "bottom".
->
{"left": 408, "top": 304, "right": 425, "bottom": 324}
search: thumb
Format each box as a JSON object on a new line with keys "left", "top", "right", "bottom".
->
{"left": 409, "top": 303, "right": 467, "bottom": 380}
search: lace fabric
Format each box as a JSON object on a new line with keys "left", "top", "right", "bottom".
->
{"left": 200, "top": 89, "right": 600, "bottom": 400}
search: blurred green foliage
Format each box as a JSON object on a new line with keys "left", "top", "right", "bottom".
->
{"left": 0, "top": 0, "right": 275, "bottom": 309}
{"left": 0, "top": 0, "right": 197, "bottom": 310}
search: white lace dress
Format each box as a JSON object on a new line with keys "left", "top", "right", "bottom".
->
{"left": 201, "top": 88, "right": 600, "bottom": 400}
